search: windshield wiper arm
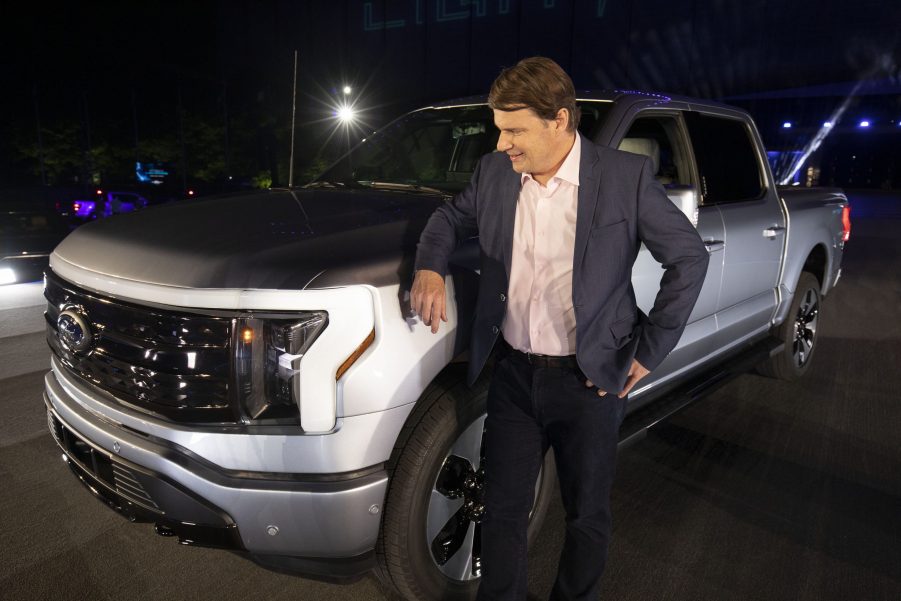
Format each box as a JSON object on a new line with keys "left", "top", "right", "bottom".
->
{"left": 358, "top": 181, "right": 451, "bottom": 197}
{"left": 303, "top": 180, "right": 345, "bottom": 189}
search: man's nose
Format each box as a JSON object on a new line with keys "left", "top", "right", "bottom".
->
{"left": 497, "top": 134, "right": 512, "bottom": 152}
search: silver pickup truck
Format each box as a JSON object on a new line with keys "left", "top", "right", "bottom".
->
{"left": 42, "top": 91, "right": 849, "bottom": 600}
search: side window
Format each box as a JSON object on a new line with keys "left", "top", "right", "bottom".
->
{"left": 617, "top": 115, "right": 693, "bottom": 189}
{"left": 684, "top": 112, "right": 764, "bottom": 205}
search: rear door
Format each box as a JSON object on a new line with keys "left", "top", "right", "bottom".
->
{"left": 684, "top": 111, "right": 785, "bottom": 342}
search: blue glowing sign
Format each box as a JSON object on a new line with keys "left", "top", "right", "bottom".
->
{"left": 136, "top": 162, "right": 171, "bottom": 184}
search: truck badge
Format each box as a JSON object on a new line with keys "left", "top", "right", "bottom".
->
{"left": 57, "top": 309, "right": 93, "bottom": 353}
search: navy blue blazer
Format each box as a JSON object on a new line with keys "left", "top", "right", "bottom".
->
{"left": 414, "top": 134, "right": 709, "bottom": 394}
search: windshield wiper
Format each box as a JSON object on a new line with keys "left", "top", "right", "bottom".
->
{"left": 357, "top": 181, "right": 452, "bottom": 197}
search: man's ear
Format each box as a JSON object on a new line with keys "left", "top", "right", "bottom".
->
{"left": 555, "top": 108, "right": 569, "bottom": 132}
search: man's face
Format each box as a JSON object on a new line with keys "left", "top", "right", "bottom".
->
{"left": 493, "top": 107, "right": 569, "bottom": 179}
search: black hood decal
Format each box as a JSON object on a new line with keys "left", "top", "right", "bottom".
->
{"left": 52, "top": 189, "right": 443, "bottom": 290}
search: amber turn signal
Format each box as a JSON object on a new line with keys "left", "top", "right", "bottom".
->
{"left": 336, "top": 329, "right": 375, "bottom": 381}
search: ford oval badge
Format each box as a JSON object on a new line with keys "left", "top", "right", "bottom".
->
{"left": 57, "top": 309, "right": 93, "bottom": 353}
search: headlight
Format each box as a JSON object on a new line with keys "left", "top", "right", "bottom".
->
{"left": 234, "top": 312, "right": 328, "bottom": 423}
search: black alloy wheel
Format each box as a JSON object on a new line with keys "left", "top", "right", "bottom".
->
{"left": 427, "top": 413, "right": 487, "bottom": 581}
{"left": 792, "top": 284, "right": 819, "bottom": 369}
{"left": 759, "top": 271, "right": 822, "bottom": 380}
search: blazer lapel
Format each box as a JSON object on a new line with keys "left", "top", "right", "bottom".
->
{"left": 574, "top": 135, "right": 602, "bottom": 269}
{"left": 501, "top": 167, "right": 521, "bottom": 279}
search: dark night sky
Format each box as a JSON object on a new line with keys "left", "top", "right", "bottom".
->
{"left": 5, "top": 2, "right": 218, "bottom": 121}
{"left": 2, "top": 1, "right": 223, "bottom": 189}
{"left": 3, "top": 0, "right": 900, "bottom": 190}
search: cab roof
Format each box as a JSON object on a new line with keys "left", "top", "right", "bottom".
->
{"left": 427, "top": 89, "right": 745, "bottom": 115}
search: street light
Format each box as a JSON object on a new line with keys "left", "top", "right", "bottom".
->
{"left": 343, "top": 85, "right": 352, "bottom": 95}
{"left": 337, "top": 105, "right": 356, "bottom": 123}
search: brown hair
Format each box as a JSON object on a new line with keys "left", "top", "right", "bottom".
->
{"left": 488, "top": 57, "right": 580, "bottom": 132}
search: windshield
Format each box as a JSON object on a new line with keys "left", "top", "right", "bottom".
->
{"left": 315, "top": 102, "right": 612, "bottom": 194}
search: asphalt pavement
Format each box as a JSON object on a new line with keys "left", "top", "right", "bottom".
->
{"left": 1, "top": 190, "right": 899, "bottom": 601}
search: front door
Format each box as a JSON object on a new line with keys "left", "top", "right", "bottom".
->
{"left": 611, "top": 112, "right": 725, "bottom": 397}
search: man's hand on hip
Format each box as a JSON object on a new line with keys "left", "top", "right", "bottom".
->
{"left": 585, "top": 359, "right": 650, "bottom": 399}
{"left": 411, "top": 270, "right": 447, "bottom": 334}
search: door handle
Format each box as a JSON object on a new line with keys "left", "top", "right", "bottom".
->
{"left": 763, "top": 226, "right": 786, "bottom": 239}
{"left": 703, "top": 239, "right": 724, "bottom": 253}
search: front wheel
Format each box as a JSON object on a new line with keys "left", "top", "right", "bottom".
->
{"left": 759, "top": 271, "right": 821, "bottom": 380}
{"left": 376, "top": 373, "right": 556, "bottom": 601}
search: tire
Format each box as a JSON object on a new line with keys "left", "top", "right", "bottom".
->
{"left": 759, "top": 271, "right": 821, "bottom": 380}
{"left": 375, "top": 369, "right": 556, "bottom": 601}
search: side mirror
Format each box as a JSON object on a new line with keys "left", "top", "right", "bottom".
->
{"left": 666, "top": 188, "right": 699, "bottom": 228}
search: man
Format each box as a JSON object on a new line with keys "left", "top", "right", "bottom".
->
{"left": 411, "top": 57, "right": 709, "bottom": 600}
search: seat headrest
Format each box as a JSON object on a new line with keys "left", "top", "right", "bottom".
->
{"left": 453, "top": 132, "right": 488, "bottom": 172}
{"left": 618, "top": 137, "right": 660, "bottom": 174}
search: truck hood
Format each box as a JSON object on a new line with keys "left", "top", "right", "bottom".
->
{"left": 50, "top": 188, "right": 444, "bottom": 290}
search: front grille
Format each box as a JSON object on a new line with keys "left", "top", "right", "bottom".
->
{"left": 45, "top": 271, "right": 236, "bottom": 423}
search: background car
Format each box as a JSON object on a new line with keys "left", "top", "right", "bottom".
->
{"left": 0, "top": 206, "right": 72, "bottom": 285}
{"left": 60, "top": 189, "right": 150, "bottom": 221}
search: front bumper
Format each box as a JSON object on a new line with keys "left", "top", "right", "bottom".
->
{"left": 47, "top": 407, "right": 244, "bottom": 548}
{"left": 44, "top": 367, "right": 389, "bottom": 579}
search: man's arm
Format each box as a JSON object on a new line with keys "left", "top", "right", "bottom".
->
{"left": 411, "top": 157, "right": 483, "bottom": 333}
{"left": 633, "top": 157, "right": 710, "bottom": 371}
{"left": 414, "top": 158, "right": 482, "bottom": 276}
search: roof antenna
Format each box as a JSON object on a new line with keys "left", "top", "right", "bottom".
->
{"left": 288, "top": 49, "right": 298, "bottom": 189}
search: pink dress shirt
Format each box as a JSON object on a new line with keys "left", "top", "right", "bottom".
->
{"left": 502, "top": 135, "right": 581, "bottom": 356}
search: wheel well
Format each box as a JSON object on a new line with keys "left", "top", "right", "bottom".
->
{"left": 802, "top": 245, "right": 828, "bottom": 289}
{"left": 386, "top": 363, "right": 471, "bottom": 470}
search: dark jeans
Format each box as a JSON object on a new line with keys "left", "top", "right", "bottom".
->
{"left": 476, "top": 349, "right": 627, "bottom": 601}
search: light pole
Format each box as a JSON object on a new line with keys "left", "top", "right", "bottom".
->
{"left": 337, "top": 85, "right": 356, "bottom": 170}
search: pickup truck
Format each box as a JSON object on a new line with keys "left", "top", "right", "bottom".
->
{"left": 42, "top": 91, "right": 850, "bottom": 601}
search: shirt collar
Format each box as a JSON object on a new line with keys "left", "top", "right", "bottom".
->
{"left": 521, "top": 133, "right": 581, "bottom": 188}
